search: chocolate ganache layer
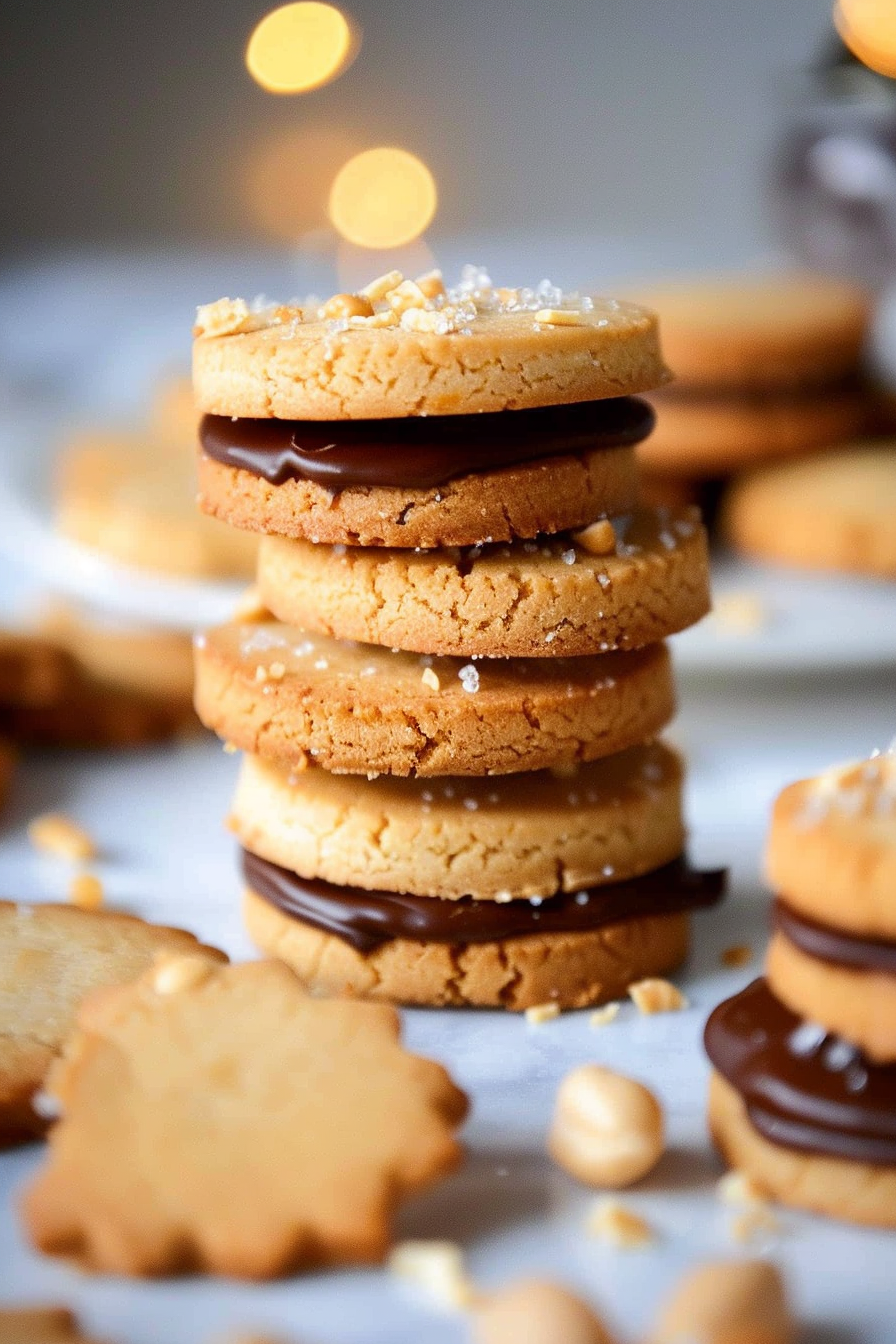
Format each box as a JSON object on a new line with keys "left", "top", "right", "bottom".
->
{"left": 200, "top": 396, "right": 654, "bottom": 490}
{"left": 243, "top": 850, "right": 725, "bottom": 955}
{"left": 705, "top": 978, "right": 896, "bottom": 1165}
{"left": 773, "top": 899, "right": 896, "bottom": 975}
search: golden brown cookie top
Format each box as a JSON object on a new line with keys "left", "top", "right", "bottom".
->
{"left": 192, "top": 268, "right": 667, "bottom": 420}
{"left": 22, "top": 957, "right": 468, "bottom": 1277}
{"left": 766, "top": 753, "right": 896, "bottom": 939}
{"left": 629, "top": 271, "right": 870, "bottom": 390}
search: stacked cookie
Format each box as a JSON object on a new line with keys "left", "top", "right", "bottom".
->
{"left": 706, "top": 753, "right": 896, "bottom": 1227}
{"left": 631, "top": 272, "right": 871, "bottom": 485}
{"left": 193, "top": 268, "right": 722, "bottom": 1011}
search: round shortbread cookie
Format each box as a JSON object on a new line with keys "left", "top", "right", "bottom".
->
{"left": 194, "top": 621, "right": 675, "bottom": 777}
{"left": 258, "top": 508, "right": 710, "bottom": 658}
{"left": 628, "top": 273, "right": 870, "bottom": 390}
{"left": 229, "top": 742, "right": 684, "bottom": 901}
{"left": 244, "top": 886, "right": 688, "bottom": 1011}
{"left": 766, "top": 756, "right": 896, "bottom": 940}
{"left": 767, "top": 929, "right": 896, "bottom": 1064}
{"left": 39, "top": 603, "right": 195, "bottom": 704}
{"left": 709, "top": 1071, "right": 896, "bottom": 1229}
{"left": 197, "top": 442, "right": 641, "bottom": 549}
{"left": 56, "top": 431, "right": 256, "bottom": 580}
{"left": 192, "top": 297, "right": 667, "bottom": 421}
{"left": 723, "top": 445, "right": 896, "bottom": 578}
{"left": 638, "top": 390, "right": 867, "bottom": 475}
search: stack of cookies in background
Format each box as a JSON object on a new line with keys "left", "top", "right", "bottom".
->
{"left": 629, "top": 272, "right": 873, "bottom": 522}
{"left": 193, "top": 267, "right": 724, "bottom": 1012}
{"left": 706, "top": 752, "right": 896, "bottom": 1227}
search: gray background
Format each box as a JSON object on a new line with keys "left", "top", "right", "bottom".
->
{"left": 0, "top": 0, "right": 834, "bottom": 264}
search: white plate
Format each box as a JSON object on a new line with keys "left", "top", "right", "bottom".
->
{"left": 673, "top": 554, "right": 896, "bottom": 676}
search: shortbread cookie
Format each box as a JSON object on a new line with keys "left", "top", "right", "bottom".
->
{"left": 56, "top": 431, "right": 256, "bottom": 580}
{"left": 768, "top": 900, "right": 896, "bottom": 1063}
{"left": 198, "top": 405, "right": 646, "bottom": 549}
{"left": 723, "top": 445, "right": 896, "bottom": 577}
{"left": 766, "top": 755, "right": 896, "bottom": 939}
{"left": 258, "top": 508, "right": 710, "bottom": 658}
{"left": 1, "top": 682, "right": 199, "bottom": 749}
{"left": 192, "top": 282, "right": 667, "bottom": 420}
{"left": 39, "top": 603, "right": 195, "bottom": 704}
{"left": 229, "top": 742, "right": 684, "bottom": 900}
{"left": 150, "top": 373, "right": 196, "bottom": 447}
{"left": 0, "top": 902, "right": 226, "bottom": 1147}
{"left": 628, "top": 273, "right": 870, "bottom": 390}
{"left": 243, "top": 853, "right": 725, "bottom": 1009}
{"left": 705, "top": 979, "right": 896, "bottom": 1228}
{"left": 22, "top": 958, "right": 467, "bottom": 1276}
{"left": 0, "top": 1307, "right": 105, "bottom": 1343}
{"left": 194, "top": 621, "right": 675, "bottom": 777}
{"left": 638, "top": 390, "right": 866, "bottom": 474}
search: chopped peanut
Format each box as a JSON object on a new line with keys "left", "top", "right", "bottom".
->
{"left": 318, "top": 292, "right": 374, "bottom": 321}
{"left": 586, "top": 1198, "right": 653, "bottom": 1248}
{"left": 628, "top": 978, "right": 688, "bottom": 1014}
{"left": 28, "top": 813, "right": 96, "bottom": 862}
{"left": 388, "top": 1239, "right": 475, "bottom": 1310}
{"left": 152, "top": 955, "right": 218, "bottom": 996}
{"left": 534, "top": 308, "right": 587, "bottom": 325}
{"left": 68, "top": 873, "right": 104, "bottom": 911}
{"left": 361, "top": 270, "right": 404, "bottom": 302}
{"left": 525, "top": 1002, "right": 561, "bottom": 1025}
{"left": 589, "top": 1003, "right": 620, "bottom": 1028}
{"left": 416, "top": 270, "right": 446, "bottom": 300}
{"left": 194, "top": 298, "right": 267, "bottom": 338}
{"left": 720, "top": 943, "right": 753, "bottom": 969}
{"left": 421, "top": 667, "right": 441, "bottom": 691}
{"left": 572, "top": 519, "right": 616, "bottom": 556}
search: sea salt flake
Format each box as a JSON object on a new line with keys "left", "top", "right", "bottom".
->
{"left": 458, "top": 664, "right": 480, "bottom": 693}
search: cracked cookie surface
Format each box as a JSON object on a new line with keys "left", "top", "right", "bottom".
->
{"left": 257, "top": 508, "right": 710, "bottom": 658}
{"left": 229, "top": 742, "right": 684, "bottom": 900}
{"left": 193, "top": 621, "right": 675, "bottom": 777}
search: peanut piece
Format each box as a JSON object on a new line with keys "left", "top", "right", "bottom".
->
{"left": 421, "top": 667, "right": 441, "bottom": 691}
{"left": 585, "top": 1198, "right": 653, "bottom": 1248}
{"left": 549, "top": 1064, "right": 664, "bottom": 1188}
{"left": 588, "top": 1003, "right": 620, "bottom": 1028}
{"left": 525, "top": 1002, "right": 561, "bottom": 1025}
{"left": 68, "top": 873, "right": 104, "bottom": 911}
{"left": 572, "top": 519, "right": 616, "bottom": 556}
{"left": 152, "top": 955, "right": 217, "bottom": 996}
{"left": 473, "top": 1279, "right": 618, "bottom": 1344}
{"left": 534, "top": 308, "right": 587, "bottom": 325}
{"left": 388, "top": 1239, "right": 475, "bottom": 1310}
{"left": 416, "top": 270, "right": 446, "bottom": 300}
{"left": 318, "top": 292, "right": 374, "bottom": 321}
{"left": 628, "top": 978, "right": 688, "bottom": 1014}
{"left": 650, "top": 1259, "right": 794, "bottom": 1344}
{"left": 361, "top": 270, "right": 404, "bottom": 302}
{"left": 28, "top": 813, "right": 96, "bottom": 862}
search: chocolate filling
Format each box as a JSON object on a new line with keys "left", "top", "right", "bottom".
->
{"left": 774, "top": 899, "right": 896, "bottom": 976}
{"left": 243, "top": 849, "right": 725, "bottom": 955}
{"left": 200, "top": 396, "right": 654, "bottom": 490}
{"left": 705, "top": 978, "right": 896, "bottom": 1165}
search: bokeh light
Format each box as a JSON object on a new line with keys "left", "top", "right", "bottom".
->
{"left": 242, "top": 125, "right": 357, "bottom": 242}
{"left": 246, "top": 3, "right": 358, "bottom": 94}
{"left": 835, "top": 0, "right": 896, "bottom": 78}
{"left": 328, "top": 148, "right": 437, "bottom": 249}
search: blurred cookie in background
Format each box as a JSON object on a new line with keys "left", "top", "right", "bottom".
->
{"left": 722, "top": 442, "right": 896, "bottom": 579}
{"left": 55, "top": 430, "right": 257, "bottom": 581}
{"left": 630, "top": 272, "right": 873, "bottom": 479}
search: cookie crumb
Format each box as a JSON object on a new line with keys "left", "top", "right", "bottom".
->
{"left": 730, "top": 1206, "right": 781, "bottom": 1244}
{"left": 720, "top": 943, "right": 752, "bottom": 968}
{"left": 717, "top": 1170, "right": 769, "bottom": 1208}
{"left": 712, "top": 591, "right": 767, "bottom": 635}
{"left": 525, "top": 1002, "right": 561, "bottom": 1025}
{"left": 68, "top": 873, "right": 104, "bottom": 911}
{"left": 254, "top": 665, "right": 269, "bottom": 683}
{"left": 268, "top": 661, "right": 286, "bottom": 681}
{"left": 628, "top": 978, "right": 688, "bottom": 1014}
{"left": 421, "top": 666, "right": 441, "bottom": 691}
{"left": 28, "top": 813, "right": 97, "bottom": 862}
{"left": 223, "top": 741, "right": 238, "bottom": 754}
{"left": 586, "top": 1198, "right": 654, "bottom": 1248}
{"left": 588, "top": 1003, "right": 620, "bottom": 1028}
{"left": 572, "top": 519, "right": 616, "bottom": 555}
{"left": 388, "top": 1239, "right": 475, "bottom": 1310}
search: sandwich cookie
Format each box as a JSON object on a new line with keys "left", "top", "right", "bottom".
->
{"left": 193, "top": 621, "right": 676, "bottom": 777}
{"left": 723, "top": 444, "right": 896, "bottom": 578}
{"left": 197, "top": 398, "right": 649, "bottom": 549}
{"left": 229, "top": 742, "right": 685, "bottom": 901}
{"left": 766, "top": 755, "right": 896, "bottom": 1062}
{"left": 706, "top": 978, "right": 896, "bottom": 1229}
{"left": 257, "top": 508, "right": 711, "bottom": 659}
{"left": 243, "top": 852, "right": 725, "bottom": 1010}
